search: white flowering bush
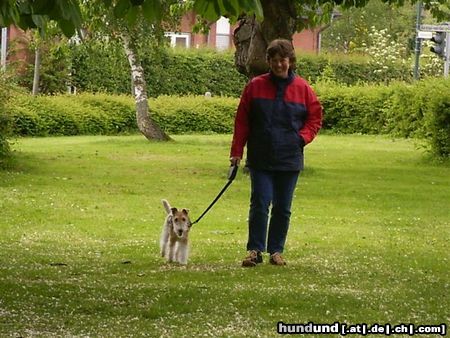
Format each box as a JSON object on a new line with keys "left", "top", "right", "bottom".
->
{"left": 362, "top": 27, "right": 445, "bottom": 81}
{"left": 363, "top": 27, "right": 411, "bottom": 83}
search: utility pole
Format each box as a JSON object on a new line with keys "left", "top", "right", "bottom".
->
{"left": 445, "top": 32, "right": 450, "bottom": 77}
{"left": 413, "top": 2, "right": 423, "bottom": 80}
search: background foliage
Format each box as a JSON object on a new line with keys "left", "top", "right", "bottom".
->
{"left": 4, "top": 78, "right": 450, "bottom": 157}
{"left": 0, "top": 76, "right": 13, "bottom": 166}
{"left": 321, "top": 0, "right": 417, "bottom": 55}
{"left": 11, "top": 34, "right": 444, "bottom": 97}
{"left": 16, "top": 44, "right": 418, "bottom": 96}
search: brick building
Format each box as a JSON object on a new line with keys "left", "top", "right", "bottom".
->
{"left": 1, "top": 25, "right": 32, "bottom": 71}
{"left": 1, "top": 13, "right": 326, "bottom": 70}
{"left": 165, "top": 11, "right": 324, "bottom": 53}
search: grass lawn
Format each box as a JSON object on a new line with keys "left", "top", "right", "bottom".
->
{"left": 0, "top": 134, "right": 449, "bottom": 337}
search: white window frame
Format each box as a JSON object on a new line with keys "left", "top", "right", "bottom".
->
{"left": 165, "top": 32, "right": 191, "bottom": 48}
{"left": 215, "top": 17, "right": 231, "bottom": 51}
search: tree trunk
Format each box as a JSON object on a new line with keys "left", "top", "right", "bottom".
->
{"left": 122, "top": 31, "right": 170, "bottom": 141}
{"left": 32, "top": 47, "right": 41, "bottom": 96}
{"left": 234, "top": 0, "right": 297, "bottom": 78}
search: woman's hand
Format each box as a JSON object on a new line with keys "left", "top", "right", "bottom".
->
{"left": 230, "top": 157, "right": 241, "bottom": 166}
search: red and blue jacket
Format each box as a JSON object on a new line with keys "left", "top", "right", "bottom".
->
{"left": 230, "top": 70, "right": 323, "bottom": 171}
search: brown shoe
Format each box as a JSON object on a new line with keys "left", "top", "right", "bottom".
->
{"left": 242, "top": 250, "right": 263, "bottom": 267}
{"left": 270, "top": 252, "right": 286, "bottom": 266}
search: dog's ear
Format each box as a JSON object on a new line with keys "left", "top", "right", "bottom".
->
{"left": 181, "top": 208, "right": 189, "bottom": 215}
{"left": 170, "top": 207, "right": 178, "bottom": 214}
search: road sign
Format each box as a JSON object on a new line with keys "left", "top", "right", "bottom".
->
{"left": 417, "top": 31, "right": 433, "bottom": 39}
{"left": 419, "top": 24, "right": 450, "bottom": 32}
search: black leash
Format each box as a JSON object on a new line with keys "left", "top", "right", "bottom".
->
{"left": 190, "top": 165, "right": 239, "bottom": 226}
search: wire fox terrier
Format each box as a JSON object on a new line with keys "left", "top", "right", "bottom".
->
{"left": 160, "top": 199, "right": 191, "bottom": 265}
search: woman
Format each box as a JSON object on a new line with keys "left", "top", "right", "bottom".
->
{"left": 230, "top": 39, "right": 323, "bottom": 267}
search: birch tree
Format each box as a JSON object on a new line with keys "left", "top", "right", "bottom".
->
{"left": 80, "top": 2, "right": 176, "bottom": 141}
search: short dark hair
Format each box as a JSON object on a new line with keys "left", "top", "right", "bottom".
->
{"left": 266, "top": 39, "right": 296, "bottom": 70}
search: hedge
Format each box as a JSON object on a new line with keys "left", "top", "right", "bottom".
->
{"left": 4, "top": 78, "right": 450, "bottom": 158}
{"left": 0, "top": 77, "right": 12, "bottom": 166}
{"left": 8, "top": 94, "right": 138, "bottom": 137}
{"left": 68, "top": 43, "right": 412, "bottom": 98}
{"left": 6, "top": 93, "right": 239, "bottom": 137}
{"left": 69, "top": 44, "right": 248, "bottom": 98}
{"left": 314, "top": 78, "right": 450, "bottom": 157}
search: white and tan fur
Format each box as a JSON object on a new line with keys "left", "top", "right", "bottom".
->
{"left": 160, "top": 199, "right": 191, "bottom": 265}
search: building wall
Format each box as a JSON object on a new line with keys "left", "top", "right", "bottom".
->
{"left": 174, "top": 12, "right": 320, "bottom": 54}
{"left": 8, "top": 26, "right": 31, "bottom": 62}
{"left": 293, "top": 28, "right": 321, "bottom": 54}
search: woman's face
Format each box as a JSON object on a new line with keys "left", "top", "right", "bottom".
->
{"left": 268, "top": 54, "right": 290, "bottom": 78}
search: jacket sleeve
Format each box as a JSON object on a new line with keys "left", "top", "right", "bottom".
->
{"left": 230, "top": 83, "right": 252, "bottom": 158}
{"left": 299, "top": 85, "right": 323, "bottom": 145}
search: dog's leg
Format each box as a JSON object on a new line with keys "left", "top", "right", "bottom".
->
{"left": 174, "top": 242, "right": 180, "bottom": 262}
{"left": 168, "top": 235, "right": 177, "bottom": 262}
{"left": 160, "top": 221, "right": 170, "bottom": 258}
{"left": 177, "top": 239, "right": 189, "bottom": 265}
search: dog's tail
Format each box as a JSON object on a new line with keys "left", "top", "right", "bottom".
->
{"left": 162, "top": 199, "right": 171, "bottom": 214}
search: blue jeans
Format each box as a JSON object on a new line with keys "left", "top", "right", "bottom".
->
{"left": 247, "top": 169, "right": 300, "bottom": 254}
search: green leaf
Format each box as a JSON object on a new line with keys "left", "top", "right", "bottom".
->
{"left": 31, "top": 14, "right": 48, "bottom": 29}
{"left": 142, "top": 0, "right": 162, "bottom": 22}
{"left": 0, "top": 2, "right": 19, "bottom": 26}
{"left": 31, "top": 0, "right": 54, "bottom": 14}
{"left": 58, "top": 18, "right": 76, "bottom": 37}
{"left": 126, "top": 5, "right": 139, "bottom": 26}
{"left": 250, "top": 0, "right": 263, "bottom": 20}
{"left": 194, "top": 0, "right": 221, "bottom": 21}
{"left": 114, "top": 0, "right": 132, "bottom": 18}
{"left": 17, "top": 14, "right": 37, "bottom": 30}
{"left": 220, "top": 0, "right": 238, "bottom": 16}
{"left": 17, "top": 1, "right": 32, "bottom": 15}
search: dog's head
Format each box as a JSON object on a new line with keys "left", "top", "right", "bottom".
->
{"left": 170, "top": 207, "right": 191, "bottom": 238}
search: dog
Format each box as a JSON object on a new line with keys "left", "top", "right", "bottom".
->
{"left": 160, "top": 199, "right": 191, "bottom": 265}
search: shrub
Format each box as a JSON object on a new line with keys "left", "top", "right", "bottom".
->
{"left": 427, "top": 95, "right": 450, "bottom": 157}
{"left": 68, "top": 41, "right": 414, "bottom": 98}
{"left": 70, "top": 44, "right": 248, "bottom": 98}
{"left": 8, "top": 93, "right": 138, "bottom": 136}
{"left": 315, "top": 78, "right": 450, "bottom": 157}
{"left": 0, "top": 76, "right": 13, "bottom": 166}
{"left": 7, "top": 93, "right": 238, "bottom": 137}
{"left": 314, "top": 84, "right": 391, "bottom": 134}
{"left": 143, "top": 50, "right": 248, "bottom": 98}
{"left": 7, "top": 79, "right": 450, "bottom": 158}
{"left": 420, "top": 80, "right": 450, "bottom": 157}
{"left": 69, "top": 40, "right": 131, "bottom": 95}
{"left": 150, "top": 95, "right": 237, "bottom": 134}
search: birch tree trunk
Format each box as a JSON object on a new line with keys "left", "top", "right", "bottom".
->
{"left": 234, "top": 0, "right": 297, "bottom": 78}
{"left": 32, "top": 47, "right": 41, "bottom": 96}
{"left": 122, "top": 31, "right": 170, "bottom": 141}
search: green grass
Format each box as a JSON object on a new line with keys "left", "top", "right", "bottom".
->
{"left": 0, "top": 134, "right": 449, "bottom": 337}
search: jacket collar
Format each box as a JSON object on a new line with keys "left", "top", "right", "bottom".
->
{"left": 269, "top": 69, "right": 295, "bottom": 85}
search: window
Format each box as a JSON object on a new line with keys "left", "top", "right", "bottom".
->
{"left": 215, "top": 17, "right": 231, "bottom": 51}
{"left": 165, "top": 32, "right": 190, "bottom": 48}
